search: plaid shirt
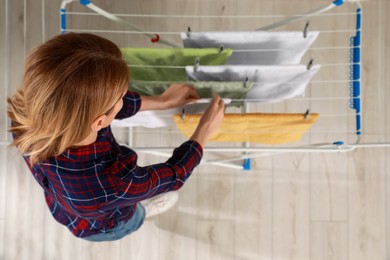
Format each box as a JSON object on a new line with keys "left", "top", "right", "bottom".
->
{"left": 21, "top": 92, "right": 203, "bottom": 238}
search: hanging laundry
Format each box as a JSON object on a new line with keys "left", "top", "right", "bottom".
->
{"left": 121, "top": 47, "right": 233, "bottom": 81}
{"left": 173, "top": 113, "right": 319, "bottom": 144}
{"left": 112, "top": 99, "right": 232, "bottom": 128}
{"left": 111, "top": 110, "right": 170, "bottom": 128}
{"left": 186, "top": 64, "right": 320, "bottom": 103}
{"left": 129, "top": 80, "right": 254, "bottom": 106}
{"left": 181, "top": 31, "right": 319, "bottom": 65}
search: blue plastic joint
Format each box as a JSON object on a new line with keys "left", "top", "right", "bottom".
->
{"left": 333, "top": 141, "right": 344, "bottom": 146}
{"left": 333, "top": 0, "right": 344, "bottom": 6}
{"left": 243, "top": 158, "right": 251, "bottom": 171}
{"left": 349, "top": 8, "right": 362, "bottom": 136}
{"left": 80, "top": 0, "right": 91, "bottom": 6}
{"left": 60, "top": 8, "right": 66, "bottom": 33}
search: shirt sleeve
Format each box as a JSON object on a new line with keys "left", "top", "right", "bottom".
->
{"left": 113, "top": 140, "right": 203, "bottom": 204}
{"left": 115, "top": 91, "right": 142, "bottom": 119}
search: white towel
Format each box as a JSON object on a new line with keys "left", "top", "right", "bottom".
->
{"left": 111, "top": 98, "right": 232, "bottom": 128}
{"left": 181, "top": 31, "right": 319, "bottom": 65}
{"left": 186, "top": 64, "right": 321, "bottom": 103}
{"left": 111, "top": 110, "right": 170, "bottom": 128}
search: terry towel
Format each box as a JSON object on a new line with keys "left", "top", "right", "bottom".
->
{"left": 173, "top": 113, "right": 319, "bottom": 144}
{"left": 186, "top": 64, "right": 320, "bottom": 103}
{"left": 181, "top": 31, "right": 319, "bottom": 65}
{"left": 121, "top": 47, "right": 233, "bottom": 81}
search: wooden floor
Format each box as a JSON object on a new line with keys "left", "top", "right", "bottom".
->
{"left": 1, "top": 0, "right": 390, "bottom": 259}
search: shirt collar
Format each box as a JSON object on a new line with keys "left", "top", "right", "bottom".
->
{"left": 61, "top": 127, "right": 112, "bottom": 161}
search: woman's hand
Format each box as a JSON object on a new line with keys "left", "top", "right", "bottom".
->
{"left": 190, "top": 94, "right": 225, "bottom": 147}
{"left": 160, "top": 84, "right": 200, "bottom": 109}
{"left": 140, "top": 84, "right": 200, "bottom": 111}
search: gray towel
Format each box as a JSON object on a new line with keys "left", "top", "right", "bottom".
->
{"left": 181, "top": 31, "right": 319, "bottom": 65}
{"left": 186, "top": 64, "right": 321, "bottom": 103}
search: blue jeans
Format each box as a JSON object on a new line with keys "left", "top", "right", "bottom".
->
{"left": 82, "top": 203, "right": 146, "bottom": 242}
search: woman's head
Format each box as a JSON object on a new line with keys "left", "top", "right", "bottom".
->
{"left": 7, "top": 33, "right": 129, "bottom": 164}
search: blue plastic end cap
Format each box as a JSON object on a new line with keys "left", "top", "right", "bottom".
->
{"left": 333, "top": 141, "right": 344, "bottom": 146}
{"left": 80, "top": 0, "right": 91, "bottom": 5}
{"left": 333, "top": 0, "right": 344, "bottom": 6}
{"left": 243, "top": 159, "right": 251, "bottom": 171}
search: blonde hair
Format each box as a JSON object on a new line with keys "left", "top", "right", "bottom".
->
{"left": 7, "top": 33, "right": 129, "bottom": 164}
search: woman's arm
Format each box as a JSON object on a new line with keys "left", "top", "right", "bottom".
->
{"left": 141, "top": 91, "right": 225, "bottom": 147}
{"left": 108, "top": 95, "right": 224, "bottom": 206}
{"left": 140, "top": 83, "right": 200, "bottom": 111}
{"left": 189, "top": 94, "right": 225, "bottom": 147}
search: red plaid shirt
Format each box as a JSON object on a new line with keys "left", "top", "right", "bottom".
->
{"left": 21, "top": 92, "right": 203, "bottom": 238}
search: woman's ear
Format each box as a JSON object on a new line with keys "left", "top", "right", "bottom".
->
{"left": 91, "top": 115, "right": 107, "bottom": 132}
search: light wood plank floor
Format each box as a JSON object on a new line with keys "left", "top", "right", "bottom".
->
{"left": 1, "top": 0, "right": 389, "bottom": 259}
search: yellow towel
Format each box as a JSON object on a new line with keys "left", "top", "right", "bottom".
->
{"left": 173, "top": 113, "right": 319, "bottom": 144}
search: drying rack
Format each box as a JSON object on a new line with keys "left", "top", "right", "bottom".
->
{"left": 58, "top": 0, "right": 390, "bottom": 170}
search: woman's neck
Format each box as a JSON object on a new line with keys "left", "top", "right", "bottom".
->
{"left": 73, "top": 131, "right": 98, "bottom": 147}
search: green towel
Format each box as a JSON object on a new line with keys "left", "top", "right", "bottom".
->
{"left": 121, "top": 48, "right": 233, "bottom": 81}
{"left": 129, "top": 81, "right": 254, "bottom": 107}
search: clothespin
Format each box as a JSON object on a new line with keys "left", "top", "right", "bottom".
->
{"left": 243, "top": 77, "right": 249, "bottom": 88}
{"left": 187, "top": 26, "right": 191, "bottom": 38}
{"left": 303, "top": 21, "right": 309, "bottom": 38}
{"left": 219, "top": 45, "right": 225, "bottom": 54}
{"left": 181, "top": 108, "right": 186, "bottom": 120}
{"left": 194, "top": 57, "right": 200, "bottom": 72}
{"left": 307, "top": 58, "right": 314, "bottom": 70}
{"left": 150, "top": 34, "right": 160, "bottom": 43}
{"left": 304, "top": 109, "right": 310, "bottom": 120}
